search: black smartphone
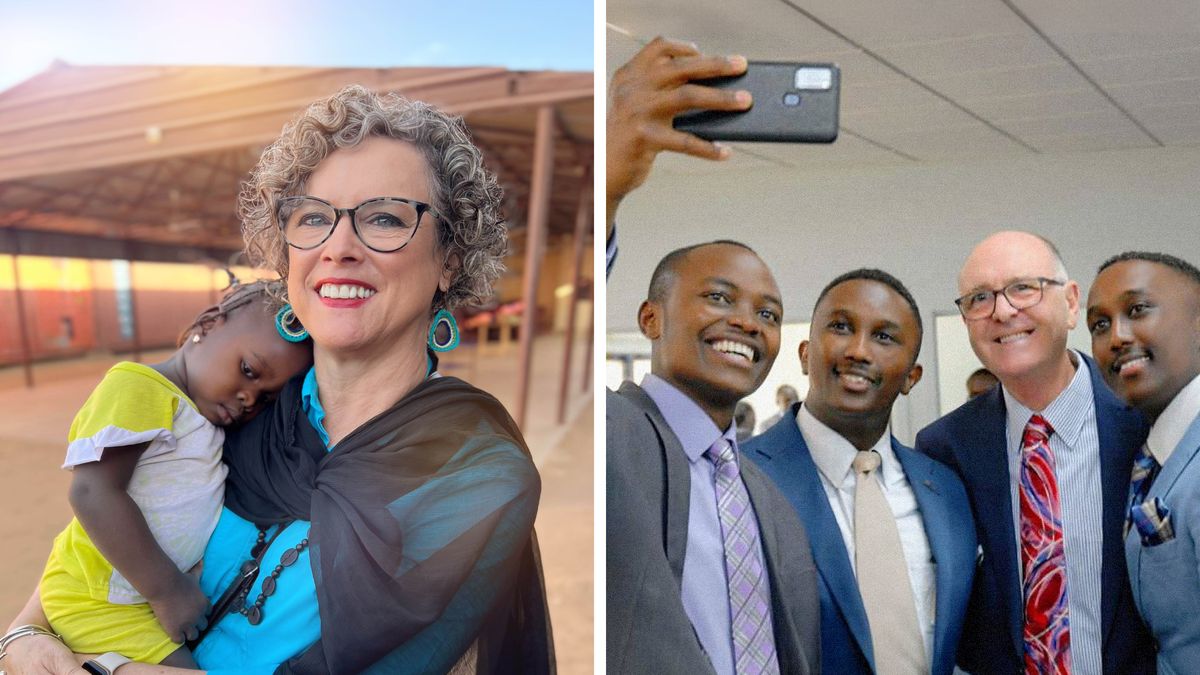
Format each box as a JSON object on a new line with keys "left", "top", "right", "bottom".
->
{"left": 672, "top": 62, "right": 840, "bottom": 143}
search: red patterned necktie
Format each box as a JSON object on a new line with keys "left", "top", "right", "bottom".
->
{"left": 1019, "top": 414, "right": 1071, "bottom": 674}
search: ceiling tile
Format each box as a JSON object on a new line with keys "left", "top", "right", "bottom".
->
{"left": 1108, "top": 76, "right": 1200, "bottom": 112}
{"left": 1136, "top": 102, "right": 1200, "bottom": 130}
{"left": 1153, "top": 123, "right": 1200, "bottom": 146}
{"left": 738, "top": 132, "right": 912, "bottom": 165}
{"left": 785, "top": 0, "right": 1023, "bottom": 45}
{"left": 964, "top": 88, "right": 1110, "bottom": 121}
{"left": 1025, "top": 128, "right": 1161, "bottom": 153}
{"left": 609, "top": 0, "right": 1200, "bottom": 165}
{"left": 1009, "top": 0, "right": 1200, "bottom": 60}
{"left": 882, "top": 123, "right": 1032, "bottom": 158}
{"left": 845, "top": 100, "right": 986, "bottom": 135}
{"left": 922, "top": 62, "right": 1087, "bottom": 99}
{"left": 1000, "top": 108, "right": 1143, "bottom": 137}
{"left": 1078, "top": 47, "right": 1200, "bottom": 87}
{"left": 875, "top": 33, "right": 1062, "bottom": 80}
{"left": 609, "top": 0, "right": 856, "bottom": 59}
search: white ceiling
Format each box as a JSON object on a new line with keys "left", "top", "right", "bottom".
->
{"left": 607, "top": 0, "right": 1200, "bottom": 171}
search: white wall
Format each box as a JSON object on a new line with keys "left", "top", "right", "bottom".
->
{"left": 606, "top": 145, "right": 1200, "bottom": 442}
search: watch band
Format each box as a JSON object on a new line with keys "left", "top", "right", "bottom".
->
{"left": 82, "top": 651, "right": 133, "bottom": 675}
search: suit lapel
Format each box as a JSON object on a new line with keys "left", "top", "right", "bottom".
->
{"left": 895, "top": 440, "right": 973, "bottom": 674}
{"left": 894, "top": 443, "right": 943, "bottom": 666}
{"left": 957, "top": 389, "right": 1025, "bottom": 656}
{"left": 747, "top": 419, "right": 875, "bottom": 668}
{"left": 1148, "top": 412, "right": 1200, "bottom": 501}
{"left": 617, "top": 382, "right": 691, "bottom": 586}
{"left": 741, "top": 460, "right": 797, "bottom": 663}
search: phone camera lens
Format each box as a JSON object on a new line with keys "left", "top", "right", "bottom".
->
{"left": 782, "top": 92, "right": 801, "bottom": 107}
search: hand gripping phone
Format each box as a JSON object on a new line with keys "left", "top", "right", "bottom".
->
{"left": 672, "top": 62, "right": 840, "bottom": 143}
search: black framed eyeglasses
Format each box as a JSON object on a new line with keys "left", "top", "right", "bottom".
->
{"left": 276, "top": 196, "right": 441, "bottom": 253}
{"left": 955, "top": 277, "right": 1066, "bottom": 320}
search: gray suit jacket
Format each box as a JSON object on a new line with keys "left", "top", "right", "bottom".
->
{"left": 606, "top": 382, "right": 821, "bottom": 674}
{"left": 1127, "top": 410, "right": 1200, "bottom": 674}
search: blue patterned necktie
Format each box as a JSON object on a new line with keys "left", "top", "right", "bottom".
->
{"left": 1127, "top": 443, "right": 1170, "bottom": 544}
{"left": 706, "top": 439, "right": 780, "bottom": 675}
{"left": 1128, "top": 444, "right": 1161, "bottom": 521}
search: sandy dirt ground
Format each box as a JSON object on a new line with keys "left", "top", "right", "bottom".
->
{"left": 0, "top": 337, "right": 593, "bottom": 673}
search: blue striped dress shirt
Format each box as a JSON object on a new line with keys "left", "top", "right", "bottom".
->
{"left": 1002, "top": 350, "right": 1104, "bottom": 675}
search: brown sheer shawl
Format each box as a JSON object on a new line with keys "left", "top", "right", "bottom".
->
{"left": 222, "top": 374, "right": 554, "bottom": 674}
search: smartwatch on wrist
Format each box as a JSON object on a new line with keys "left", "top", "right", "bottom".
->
{"left": 82, "top": 652, "right": 132, "bottom": 675}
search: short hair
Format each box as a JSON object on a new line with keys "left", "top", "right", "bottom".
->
{"left": 646, "top": 240, "right": 758, "bottom": 303}
{"left": 813, "top": 268, "right": 924, "bottom": 357}
{"left": 1098, "top": 251, "right": 1200, "bottom": 290}
{"left": 968, "top": 367, "right": 996, "bottom": 381}
{"left": 239, "top": 85, "right": 506, "bottom": 312}
{"left": 776, "top": 384, "right": 799, "bottom": 402}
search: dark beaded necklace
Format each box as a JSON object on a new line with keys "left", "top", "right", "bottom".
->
{"left": 234, "top": 526, "right": 309, "bottom": 626}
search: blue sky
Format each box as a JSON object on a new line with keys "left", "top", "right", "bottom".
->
{"left": 0, "top": 0, "right": 594, "bottom": 92}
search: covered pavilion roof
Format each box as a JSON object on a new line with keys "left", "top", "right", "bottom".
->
{"left": 0, "top": 62, "right": 592, "bottom": 264}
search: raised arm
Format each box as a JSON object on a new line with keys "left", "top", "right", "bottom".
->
{"left": 606, "top": 36, "right": 751, "bottom": 237}
{"left": 69, "top": 443, "right": 209, "bottom": 644}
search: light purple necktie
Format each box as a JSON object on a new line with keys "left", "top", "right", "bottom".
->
{"left": 707, "top": 438, "right": 780, "bottom": 675}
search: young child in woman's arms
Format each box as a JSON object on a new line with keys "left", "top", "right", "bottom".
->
{"left": 38, "top": 280, "right": 312, "bottom": 668}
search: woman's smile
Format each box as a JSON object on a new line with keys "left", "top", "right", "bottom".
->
{"left": 315, "top": 278, "right": 377, "bottom": 308}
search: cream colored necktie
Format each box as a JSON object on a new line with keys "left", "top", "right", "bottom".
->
{"left": 853, "top": 450, "right": 927, "bottom": 675}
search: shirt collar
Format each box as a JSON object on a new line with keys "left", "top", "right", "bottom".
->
{"left": 1148, "top": 373, "right": 1200, "bottom": 464}
{"left": 300, "top": 366, "right": 332, "bottom": 449}
{"left": 640, "top": 373, "right": 737, "bottom": 463}
{"left": 796, "top": 403, "right": 896, "bottom": 486}
{"left": 1002, "top": 348, "right": 1092, "bottom": 448}
{"left": 299, "top": 366, "right": 441, "bottom": 451}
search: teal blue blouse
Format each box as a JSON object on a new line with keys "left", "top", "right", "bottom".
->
{"left": 194, "top": 367, "right": 327, "bottom": 675}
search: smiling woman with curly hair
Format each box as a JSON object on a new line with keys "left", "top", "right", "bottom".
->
{"left": 240, "top": 85, "right": 508, "bottom": 312}
{"left": 5, "top": 85, "right": 553, "bottom": 675}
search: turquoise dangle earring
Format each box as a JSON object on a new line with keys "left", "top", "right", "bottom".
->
{"left": 275, "top": 305, "right": 308, "bottom": 342}
{"left": 427, "top": 308, "right": 459, "bottom": 352}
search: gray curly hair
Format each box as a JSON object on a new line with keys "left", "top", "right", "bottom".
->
{"left": 239, "top": 84, "right": 507, "bottom": 311}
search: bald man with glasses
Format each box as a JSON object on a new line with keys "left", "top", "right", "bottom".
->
{"left": 916, "top": 231, "right": 1154, "bottom": 675}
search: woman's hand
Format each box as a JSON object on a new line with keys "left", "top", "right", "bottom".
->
{"left": 1, "top": 634, "right": 87, "bottom": 675}
{"left": 146, "top": 572, "right": 209, "bottom": 644}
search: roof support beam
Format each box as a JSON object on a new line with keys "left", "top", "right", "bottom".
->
{"left": 514, "top": 104, "right": 556, "bottom": 430}
{"left": 558, "top": 161, "right": 592, "bottom": 424}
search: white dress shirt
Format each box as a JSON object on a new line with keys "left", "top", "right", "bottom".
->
{"left": 796, "top": 403, "right": 936, "bottom": 662}
{"left": 1002, "top": 350, "right": 1103, "bottom": 675}
{"left": 1148, "top": 373, "right": 1200, "bottom": 465}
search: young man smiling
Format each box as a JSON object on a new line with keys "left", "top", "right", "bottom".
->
{"left": 607, "top": 241, "right": 820, "bottom": 675}
{"left": 605, "top": 37, "right": 820, "bottom": 675}
{"left": 1087, "top": 251, "right": 1200, "bottom": 673}
{"left": 916, "top": 231, "right": 1154, "bottom": 675}
{"left": 745, "top": 269, "right": 975, "bottom": 675}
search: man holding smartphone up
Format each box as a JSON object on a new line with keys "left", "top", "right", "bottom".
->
{"left": 606, "top": 38, "right": 821, "bottom": 674}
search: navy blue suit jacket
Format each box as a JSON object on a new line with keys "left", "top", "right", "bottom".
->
{"left": 914, "top": 355, "right": 1154, "bottom": 674}
{"left": 745, "top": 407, "right": 976, "bottom": 675}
